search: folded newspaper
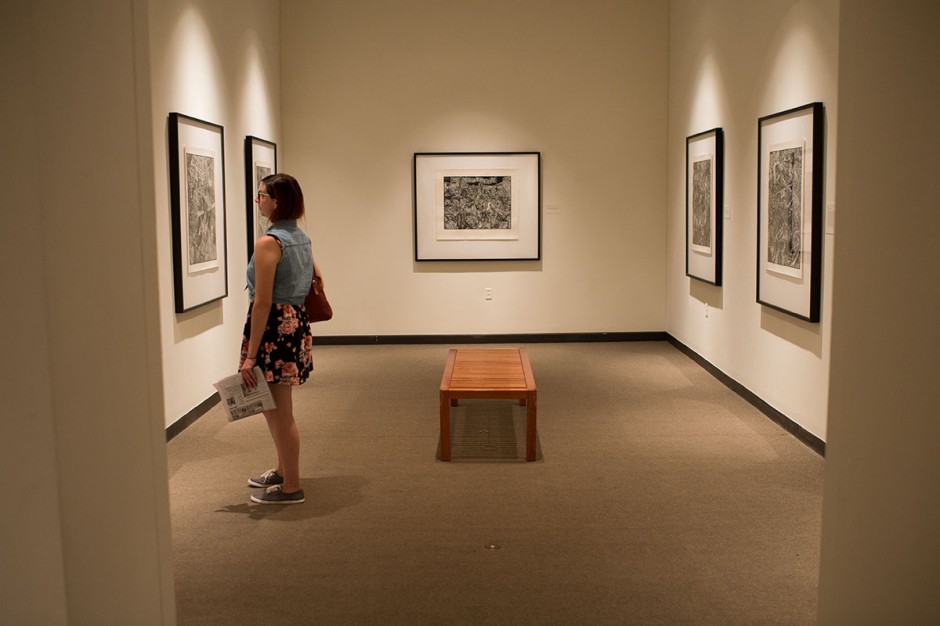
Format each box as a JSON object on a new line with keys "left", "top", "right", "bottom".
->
{"left": 213, "top": 367, "right": 277, "bottom": 421}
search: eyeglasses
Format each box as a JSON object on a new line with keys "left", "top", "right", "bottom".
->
{"left": 256, "top": 191, "right": 272, "bottom": 201}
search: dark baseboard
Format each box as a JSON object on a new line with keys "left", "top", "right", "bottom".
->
{"left": 166, "top": 393, "right": 220, "bottom": 442}
{"left": 164, "top": 331, "right": 826, "bottom": 458}
{"left": 666, "top": 336, "right": 826, "bottom": 457}
{"left": 313, "top": 331, "right": 669, "bottom": 345}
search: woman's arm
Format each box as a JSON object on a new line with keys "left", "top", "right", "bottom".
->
{"left": 313, "top": 258, "right": 324, "bottom": 289}
{"left": 240, "top": 235, "right": 281, "bottom": 385}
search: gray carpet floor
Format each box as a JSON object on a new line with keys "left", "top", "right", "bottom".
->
{"left": 168, "top": 342, "right": 824, "bottom": 625}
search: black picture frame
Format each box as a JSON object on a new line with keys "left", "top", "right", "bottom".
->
{"left": 413, "top": 152, "right": 541, "bottom": 261}
{"left": 244, "top": 136, "right": 277, "bottom": 260}
{"left": 685, "top": 128, "right": 724, "bottom": 285}
{"left": 757, "top": 102, "right": 824, "bottom": 322}
{"left": 168, "top": 112, "right": 228, "bottom": 313}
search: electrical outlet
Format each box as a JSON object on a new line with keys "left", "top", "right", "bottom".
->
{"left": 484, "top": 287, "right": 493, "bottom": 301}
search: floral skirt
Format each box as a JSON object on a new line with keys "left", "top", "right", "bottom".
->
{"left": 240, "top": 302, "right": 313, "bottom": 385}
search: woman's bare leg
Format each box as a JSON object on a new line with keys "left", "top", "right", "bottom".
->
{"left": 262, "top": 384, "right": 301, "bottom": 493}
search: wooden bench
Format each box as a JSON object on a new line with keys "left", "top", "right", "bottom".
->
{"left": 439, "top": 348, "right": 538, "bottom": 461}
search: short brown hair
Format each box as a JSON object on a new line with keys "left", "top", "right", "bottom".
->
{"left": 261, "top": 173, "right": 305, "bottom": 222}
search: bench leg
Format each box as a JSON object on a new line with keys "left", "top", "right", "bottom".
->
{"left": 526, "top": 392, "right": 537, "bottom": 461}
{"left": 439, "top": 393, "right": 451, "bottom": 461}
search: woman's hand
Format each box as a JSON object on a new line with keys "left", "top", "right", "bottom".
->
{"left": 313, "top": 258, "right": 324, "bottom": 291}
{"left": 240, "top": 355, "right": 258, "bottom": 388}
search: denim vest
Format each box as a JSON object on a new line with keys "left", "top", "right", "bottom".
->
{"left": 246, "top": 220, "right": 314, "bottom": 305}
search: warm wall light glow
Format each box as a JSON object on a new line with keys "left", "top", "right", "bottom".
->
{"left": 687, "top": 42, "right": 726, "bottom": 133}
{"left": 764, "top": 22, "right": 826, "bottom": 106}
{"left": 166, "top": 6, "right": 224, "bottom": 116}
{"left": 239, "top": 31, "right": 276, "bottom": 140}
{"left": 755, "top": 2, "right": 834, "bottom": 113}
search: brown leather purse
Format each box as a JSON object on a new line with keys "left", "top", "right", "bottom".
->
{"left": 304, "top": 276, "right": 333, "bottom": 323}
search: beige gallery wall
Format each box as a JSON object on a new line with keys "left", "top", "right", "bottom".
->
{"left": 666, "top": 0, "right": 839, "bottom": 441}
{"left": 148, "top": 0, "right": 282, "bottom": 425}
{"left": 280, "top": 0, "right": 670, "bottom": 336}
{"left": 819, "top": 1, "right": 940, "bottom": 622}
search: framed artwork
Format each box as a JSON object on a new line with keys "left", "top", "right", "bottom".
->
{"left": 168, "top": 112, "right": 228, "bottom": 313}
{"left": 757, "top": 102, "right": 824, "bottom": 322}
{"left": 686, "top": 128, "right": 724, "bottom": 285}
{"left": 244, "top": 136, "right": 277, "bottom": 260}
{"left": 413, "top": 152, "right": 541, "bottom": 261}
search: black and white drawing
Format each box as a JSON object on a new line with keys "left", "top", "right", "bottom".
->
{"left": 244, "top": 136, "right": 277, "bottom": 261}
{"left": 767, "top": 142, "right": 804, "bottom": 277}
{"left": 757, "top": 102, "right": 824, "bottom": 322}
{"left": 184, "top": 149, "right": 218, "bottom": 271}
{"left": 169, "top": 112, "right": 228, "bottom": 313}
{"left": 685, "top": 128, "right": 723, "bottom": 285}
{"left": 443, "top": 176, "right": 512, "bottom": 231}
{"left": 413, "top": 152, "right": 540, "bottom": 261}
{"left": 691, "top": 156, "right": 712, "bottom": 253}
{"left": 253, "top": 161, "right": 273, "bottom": 239}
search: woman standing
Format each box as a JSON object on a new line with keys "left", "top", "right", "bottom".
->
{"left": 239, "top": 173, "right": 321, "bottom": 505}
